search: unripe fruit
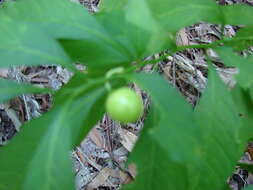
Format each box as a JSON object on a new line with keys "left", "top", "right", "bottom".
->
{"left": 105, "top": 87, "right": 144, "bottom": 123}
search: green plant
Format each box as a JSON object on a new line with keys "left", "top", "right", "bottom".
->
{"left": 0, "top": 0, "right": 253, "bottom": 190}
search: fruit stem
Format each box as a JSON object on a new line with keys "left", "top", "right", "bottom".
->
{"left": 105, "top": 67, "right": 125, "bottom": 92}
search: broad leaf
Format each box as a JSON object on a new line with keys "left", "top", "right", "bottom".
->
{"left": 244, "top": 185, "right": 253, "bottom": 190}
{"left": 0, "top": 20, "right": 72, "bottom": 69}
{"left": 60, "top": 9, "right": 170, "bottom": 75}
{"left": 0, "top": 78, "right": 51, "bottom": 103}
{"left": 123, "top": 104, "right": 189, "bottom": 190}
{"left": 99, "top": 0, "right": 128, "bottom": 12}
{"left": 1, "top": 0, "right": 123, "bottom": 71}
{"left": 238, "top": 163, "right": 253, "bottom": 174}
{"left": 215, "top": 46, "right": 253, "bottom": 89}
{"left": 125, "top": 0, "right": 174, "bottom": 54}
{"left": 146, "top": 0, "right": 222, "bottom": 32}
{"left": 0, "top": 74, "right": 107, "bottom": 190}
{"left": 4, "top": 0, "right": 150, "bottom": 65}
{"left": 224, "top": 26, "right": 253, "bottom": 51}
{"left": 221, "top": 4, "right": 253, "bottom": 26}
{"left": 124, "top": 68, "right": 248, "bottom": 190}
{"left": 123, "top": 72, "right": 199, "bottom": 190}
{"left": 127, "top": 73, "right": 198, "bottom": 162}
{"left": 250, "top": 86, "right": 253, "bottom": 102}
{"left": 59, "top": 33, "right": 134, "bottom": 75}
{"left": 231, "top": 86, "right": 253, "bottom": 141}
{"left": 1, "top": 0, "right": 104, "bottom": 39}
{"left": 193, "top": 66, "right": 244, "bottom": 189}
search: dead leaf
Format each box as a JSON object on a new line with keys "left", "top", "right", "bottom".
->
{"left": 176, "top": 28, "right": 189, "bottom": 46}
{"left": 118, "top": 127, "right": 138, "bottom": 152}
{"left": 86, "top": 167, "right": 114, "bottom": 190}
{"left": 88, "top": 126, "right": 104, "bottom": 148}
{"left": 0, "top": 68, "right": 8, "bottom": 78}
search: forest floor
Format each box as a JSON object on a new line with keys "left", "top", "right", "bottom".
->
{"left": 1, "top": 0, "right": 253, "bottom": 190}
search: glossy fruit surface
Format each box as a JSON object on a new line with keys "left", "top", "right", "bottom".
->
{"left": 105, "top": 87, "right": 144, "bottom": 123}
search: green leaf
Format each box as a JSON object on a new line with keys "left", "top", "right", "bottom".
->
{"left": 59, "top": 36, "right": 133, "bottom": 75}
{"left": 250, "top": 86, "right": 253, "bottom": 102}
{"left": 125, "top": 0, "right": 174, "bottom": 53}
{"left": 0, "top": 78, "right": 51, "bottom": 103}
{"left": 193, "top": 66, "right": 244, "bottom": 189}
{"left": 99, "top": 0, "right": 128, "bottom": 12}
{"left": 124, "top": 72, "right": 199, "bottom": 189}
{"left": 238, "top": 163, "right": 253, "bottom": 174}
{"left": 224, "top": 26, "right": 253, "bottom": 51}
{"left": 215, "top": 46, "right": 253, "bottom": 89}
{"left": 231, "top": 86, "right": 253, "bottom": 141}
{"left": 0, "top": 0, "right": 108, "bottom": 70}
{"left": 95, "top": 11, "right": 170, "bottom": 59}
{"left": 124, "top": 68, "right": 248, "bottom": 190}
{"left": 222, "top": 4, "right": 253, "bottom": 26}
{"left": 0, "top": 74, "right": 107, "bottom": 190}
{"left": 1, "top": 0, "right": 103, "bottom": 39}
{"left": 58, "top": 8, "right": 166, "bottom": 74}
{"left": 146, "top": 0, "right": 222, "bottom": 32}
{"left": 2, "top": 0, "right": 171, "bottom": 74}
{"left": 222, "top": 184, "right": 232, "bottom": 190}
{"left": 60, "top": 8, "right": 170, "bottom": 75}
{"left": 127, "top": 73, "right": 198, "bottom": 162}
{"left": 244, "top": 185, "right": 253, "bottom": 190}
{"left": 2, "top": 0, "right": 127, "bottom": 55}
{"left": 53, "top": 73, "right": 108, "bottom": 145}
{"left": 0, "top": 19, "right": 73, "bottom": 70}
{"left": 122, "top": 105, "right": 189, "bottom": 190}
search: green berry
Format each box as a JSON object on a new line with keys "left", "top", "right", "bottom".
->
{"left": 106, "top": 87, "right": 144, "bottom": 123}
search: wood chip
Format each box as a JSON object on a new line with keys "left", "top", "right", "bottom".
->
{"left": 4, "top": 106, "right": 22, "bottom": 131}
{"left": 88, "top": 126, "right": 104, "bottom": 148}
{"left": 120, "top": 163, "right": 137, "bottom": 185}
{"left": 118, "top": 127, "right": 138, "bottom": 152}
{"left": 0, "top": 68, "right": 8, "bottom": 78}
{"left": 76, "top": 147, "right": 102, "bottom": 171}
{"left": 128, "top": 163, "right": 137, "bottom": 178}
{"left": 86, "top": 167, "right": 113, "bottom": 190}
{"left": 176, "top": 28, "right": 189, "bottom": 46}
